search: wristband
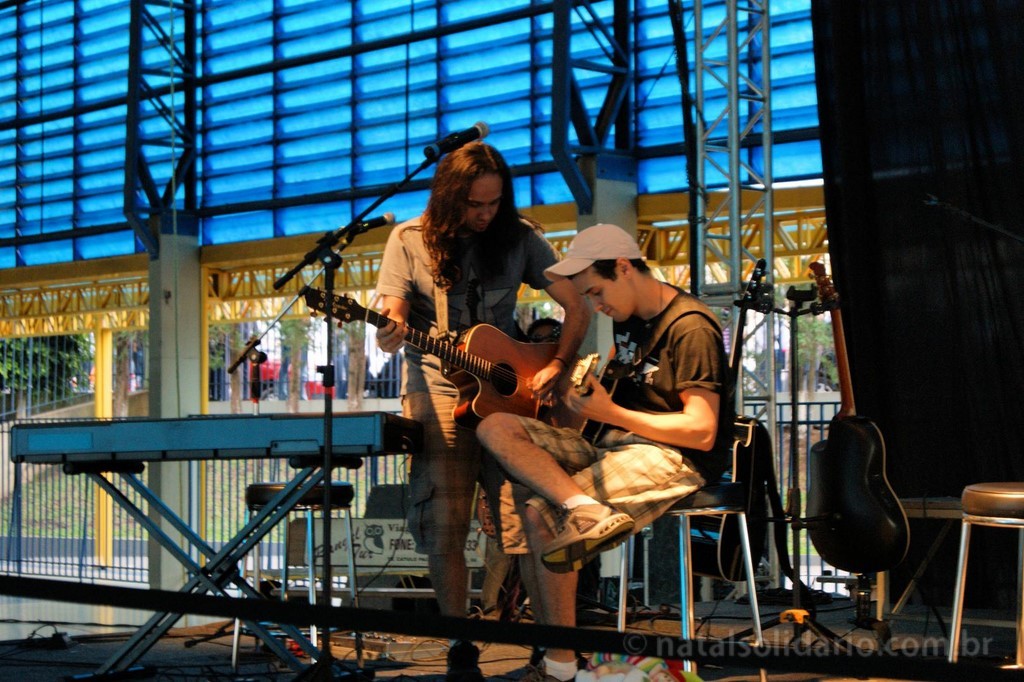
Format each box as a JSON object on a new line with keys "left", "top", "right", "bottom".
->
{"left": 552, "top": 356, "right": 568, "bottom": 367}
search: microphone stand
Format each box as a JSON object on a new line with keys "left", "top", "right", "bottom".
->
{"left": 275, "top": 155, "right": 439, "bottom": 682}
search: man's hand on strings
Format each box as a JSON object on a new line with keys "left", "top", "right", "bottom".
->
{"left": 530, "top": 364, "right": 564, "bottom": 406}
{"left": 375, "top": 308, "right": 407, "bottom": 353}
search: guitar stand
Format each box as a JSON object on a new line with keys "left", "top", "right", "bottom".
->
{"left": 850, "top": 573, "right": 893, "bottom": 646}
{"left": 730, "top": 285, "right": 870, "bottom": 655}
{"left": 727, "top": 514, "right": 856, "bottom": 655}
{"left": 742, "top": 575, "right": 892, "bottom": 651}
{"left": 761, "top": 285, "right": 896, "bottom": 654}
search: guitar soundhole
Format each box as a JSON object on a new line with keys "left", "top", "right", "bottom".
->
{"left": 492, "top": 363, "right": 517, "bottom": 396}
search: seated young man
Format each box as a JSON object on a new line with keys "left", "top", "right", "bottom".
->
{"left": 477, "top": 223, "right": 735, "bottom": 682}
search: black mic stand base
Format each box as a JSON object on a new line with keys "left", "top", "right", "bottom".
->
{"left": 772, "top": 608, "right": 852, "bottom": 653}
{"left": 728, "top": 571, "right": 893, "bottom": 651}
{"left": 725, "top": 600, "right": 853, "bottom": 654}
{"left": 725, "top": 607, "right": 853, "bottom": 655}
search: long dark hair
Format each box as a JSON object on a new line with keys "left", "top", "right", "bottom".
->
{"left": 422, "top": 141, "right": 537, "bottom": 289}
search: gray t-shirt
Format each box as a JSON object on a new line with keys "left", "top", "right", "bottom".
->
{"left": 376, "top": 217, "right": 558, "bottom": 395}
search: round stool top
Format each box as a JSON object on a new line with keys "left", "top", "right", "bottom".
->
{"left": 246, "top": 481, "right": 354, "bottom": 510}
{"left": 961, "top": 482, "right": 1024, "bottom": 518}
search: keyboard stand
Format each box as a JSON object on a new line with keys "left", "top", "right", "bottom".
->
{"left": 878, "top": 496, "right": 960, "bottom": 620}
{"left": 83, "top": 465, "right": 329, "bottom": 677}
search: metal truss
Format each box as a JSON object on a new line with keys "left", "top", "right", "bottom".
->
{"left": 0, "top": 311, "right": 147, "bottom": 338}
{"left": 638, "top": 193, "right": 827, "bottom": 287}
{"left": 684, "top": 0, "right": 776, "bottom": 420}
{"left": 124, "top": 0, "right": 198, "bottom": 256}
{"left": 689, "top": 0, "right": 775, "bottom": 300}
{"left": 551, "top": 0, "right": 634, "bottom": 214}
{"left": 0, "top": 281, "right": 148, "bottom": 318}
{"left": 0, "top": 278, "right": 149, "bottom": 337}
{"left": 0, "top": 185, "right": 827, "bottom": 333}
{"left": 0, "top": 281, "right": 148, "bottom": 336}
{"left": 205, "top": 255, "right": 381, "bottom": 324}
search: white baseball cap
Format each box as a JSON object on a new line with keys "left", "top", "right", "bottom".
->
{"left": 544, "top": 224, "right": 643, "bottom": 279}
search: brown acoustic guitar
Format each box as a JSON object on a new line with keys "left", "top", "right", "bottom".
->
{"left": 806, "top": 263, "right": 910, "bottom": 574}
{"left": 304, "top": 288, "right": 558, "bottom": 428}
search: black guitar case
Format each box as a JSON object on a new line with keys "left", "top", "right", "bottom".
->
{"left": 689, "top": 417, "right": 772, "bottom": 581}
{"left": 688, "top": 261, "right": 772, "bottom": 582}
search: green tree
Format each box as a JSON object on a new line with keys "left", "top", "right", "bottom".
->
{"left": 279, "top": 318, "right": 312, "bottom": 413}
{"left": 0, "top": 334, "right": 91, "bottom": 413}
{"left": 113, "top": 331, "right": 146, "bottom": 417}
{"left": 774, "top": 288, "right": 838, "bottom": 395}
{"left": 801, "top": 314, "right": 838, "bottom": 393}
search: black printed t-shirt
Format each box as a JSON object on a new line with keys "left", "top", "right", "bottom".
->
{"left": 608, "top": 290, "right": 734, "bottom": 481}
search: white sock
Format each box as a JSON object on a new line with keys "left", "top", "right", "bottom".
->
{"left": 563, "top": 494, "right": 600, "bottom": 509}
{"left": 544, "top": 656, "right": 578, "bottom": 681}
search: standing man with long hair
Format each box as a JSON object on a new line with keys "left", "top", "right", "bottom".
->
{"left": 374, "top": 141, "right": 589, "bottom": 681}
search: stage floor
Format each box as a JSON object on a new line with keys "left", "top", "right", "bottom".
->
{"left": 0, "top": 592, "right": 1017, "bottom": 681}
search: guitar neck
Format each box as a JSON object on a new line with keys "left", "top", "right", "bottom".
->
{"left": 362, "top": 308, "right": 492, "bottom": 380}
{"left": 809, "top": 262, "right": 856, "bottom": 418}
{"left": 829, "top": 306, "right": 857, "bottom": 417}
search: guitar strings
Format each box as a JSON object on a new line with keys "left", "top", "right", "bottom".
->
{"left": 323, "top": 299, "right": 533, "bottom": 388}
{"left": 398, "top": 323, "right": 534, "bottom": 389}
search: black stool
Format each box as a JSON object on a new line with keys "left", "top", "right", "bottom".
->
{"left": 949, "top": 482, "right": 1024, "bottom": 666}
{"left": 231, "top": 481, "right": 357, "bottom": 668}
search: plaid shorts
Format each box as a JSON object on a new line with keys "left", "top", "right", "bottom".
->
{"left": 512, "top": 417, "right": 706, "bottom": 541}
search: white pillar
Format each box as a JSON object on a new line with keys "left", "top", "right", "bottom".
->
{"left": 147, "top": 227, "right": 203, "bottom": 597}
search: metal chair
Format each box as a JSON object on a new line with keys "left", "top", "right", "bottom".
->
{"left": 616, "top": 485, "right": 764, "bottom": 627}
{"left": 231, "top": 481, "right": 357, "bottom": 669}
{"left": 948, "top": 481, "right": 1024, "bottom": 666}
{"left": 616, "top": 420, "right": 766, "bottom": 676}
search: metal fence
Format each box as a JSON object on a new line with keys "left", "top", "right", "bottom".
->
{"left": 0, "top": 335, "right": 96, "bottom": 420}
{"left": 750, "top": 399, "right": 847, "bottom": 593}
{"left": 1, "top": 398, "right": 844, "bottom": 594}
{"left": 207, "top": 322, "right": 402, "bottom": 405}
{"left": 0, "top": 416, "right": 153, "bottom": 584}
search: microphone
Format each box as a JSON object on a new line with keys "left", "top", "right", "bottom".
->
{"left": 423, "top": 122, "right": 490, "bottom": 159}
{"left": 355, "top": 212, "right": 395, "bottom": 230}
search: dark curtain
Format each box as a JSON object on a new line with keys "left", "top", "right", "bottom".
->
{"left": 811, "top": 0, "right": 1024, "bottom": 607}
